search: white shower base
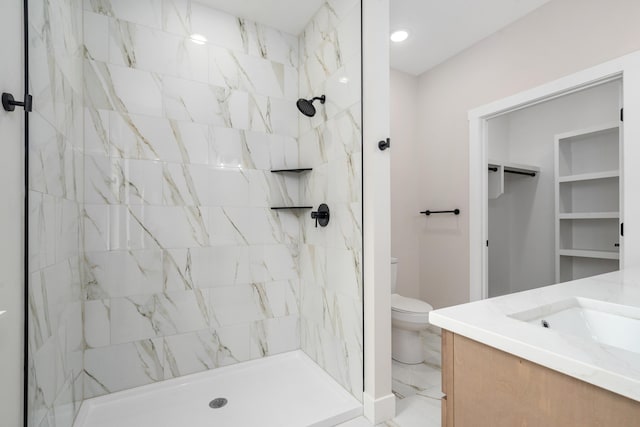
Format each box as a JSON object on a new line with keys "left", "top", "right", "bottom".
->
{"left": 74, "top": 350, "right": 362, "bottom": 427}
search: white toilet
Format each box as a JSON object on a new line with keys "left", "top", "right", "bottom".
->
{"left": 391, "top": 257, "right": 433, "bottom": 364}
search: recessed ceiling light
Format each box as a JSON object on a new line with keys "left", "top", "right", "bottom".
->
{"left": 390, "top": 30, "right": 409, "bottom": 43}
{"left": 190, "top": 34, "right": 207, "bottom": 45}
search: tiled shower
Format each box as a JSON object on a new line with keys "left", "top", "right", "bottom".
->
{"left": 27, "top": 0, "right": 362, "bottom": 425}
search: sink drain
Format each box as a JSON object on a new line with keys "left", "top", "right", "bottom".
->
{"left": 541, "top": 319, "right": 550, "bottom": 328}
{"left": 209, "top": 398, "right": 228, "bottom": 409}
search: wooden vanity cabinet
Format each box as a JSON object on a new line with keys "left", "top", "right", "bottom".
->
{"left": 441, "top": 330, "right": 640, "bottom": 427}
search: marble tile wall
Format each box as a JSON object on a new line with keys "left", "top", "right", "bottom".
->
{"left": 28, "top": 0, "right": 85, "bottom": 425}
{"left": 298, "top": 0, "right": 364, "bottom": 401}
{"left": 28, "top": 0, "right": 364, "bottom": 421}
{"left": 81, "top": 0, "right": 303, "bottom": 399}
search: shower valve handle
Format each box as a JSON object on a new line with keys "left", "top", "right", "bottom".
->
{"left": 310, "top": 204, "right": 330, "bottom": 228}
{"left": 310, "top": 211, "right": 328, "bottom": 228}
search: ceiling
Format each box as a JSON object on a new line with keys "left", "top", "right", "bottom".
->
{"left": 198, "top": 0, "right": 552, "bottom": 75}
{"left": 197, "top": 0, "right": 323, "bottom": 35}
{"left": 390, "top": 0, "right": 552, "bottom": 75}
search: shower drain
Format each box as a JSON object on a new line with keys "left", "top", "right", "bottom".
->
{"left": 209, "top": 398, "right": 228, "bottom": 409}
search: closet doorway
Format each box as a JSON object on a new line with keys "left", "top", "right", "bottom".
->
{"left": 468, "top": 51, "right": 640, "bottom": 302}
{"left": 486, "top": 80, "right": 622, "bottom": 297}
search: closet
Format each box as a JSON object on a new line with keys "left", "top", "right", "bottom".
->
{"left": 487, "top": 80, "right": 622, "bottom": 298}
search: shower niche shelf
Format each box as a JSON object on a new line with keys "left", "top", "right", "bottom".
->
{"left": 270, "top": 168, "right": 313, "bottom": 173}
{"left": 270, "top": 168, "right": 313, "bottom": 211}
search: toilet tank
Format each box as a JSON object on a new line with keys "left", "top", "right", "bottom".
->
{"left": 391, "top": 257, "right": 398, "bottom": 293}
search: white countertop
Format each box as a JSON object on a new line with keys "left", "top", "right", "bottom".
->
{"left": 429, "top": 269, "right": 640, "bottom": 402}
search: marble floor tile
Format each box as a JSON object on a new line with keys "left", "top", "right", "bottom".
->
{"left": 335, "top": 416, "right": 377, "bottom": 427}
{"left": 336, "top": 330, "right": 443, "bottom": 427}
{"left": 385, "top": 395, "right": 441, "bottom": 427}
{"left": 391, "top": 330, "right": 442, "bottom": 400}
{"left": 336, "top": 395, "right": 440, "bottom": 427}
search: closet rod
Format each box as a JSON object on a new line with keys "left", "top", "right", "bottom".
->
{"left": 487, "top": 167, "right": 536, "bottom": 177}
{"left": 505, "top": 169, "right": 536, "bottom": 177}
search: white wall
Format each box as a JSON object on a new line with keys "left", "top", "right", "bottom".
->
{"left": 487, "top": 81, "right": 620, "bottom": 297}
{"left": 0, "top": 0, "right": 24, "bottom": 424}
{"left": 415, "top": 0, "right": 640, "bottom": 309}
{"left": 390, "top": 69, "right": 420, "bottom": 298}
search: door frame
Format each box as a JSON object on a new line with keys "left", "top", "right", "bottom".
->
{"left": 468, "top": 50, "right": 640, "bottom": 301}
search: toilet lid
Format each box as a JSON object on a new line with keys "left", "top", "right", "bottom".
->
{"left": 391, "top": 294, "right": 433, "bottom": 313}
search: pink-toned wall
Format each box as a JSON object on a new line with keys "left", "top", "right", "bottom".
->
{"left": 390, "top": 69, "right": 421, "bottom": 298}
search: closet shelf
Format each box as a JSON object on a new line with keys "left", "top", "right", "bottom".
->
{"left": 558, "top": 170, "right": 619, "bottom": 183}
{"left": 488, "top": 160, "right": 540, "bottom": 176}
{"left": 488, "top": 160, "right": 540, "bottom": 199}
{"left": 559, "top": 212, "right": 619, "bottom": 220}
{"left": 555, "top": 122, "right": 619, "bottom": 141}
{"left": 270, "top": 168, "right": 313, "bottom": 173}
{"left": 555, "top": 122, "right": 621, "bottom": 283}
{"left": 559, "top": 249, "right": 619, "bottom": 260}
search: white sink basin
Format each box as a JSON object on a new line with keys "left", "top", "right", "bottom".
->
{"left": 509, "top": 297, "right": 640, "bottom": 354}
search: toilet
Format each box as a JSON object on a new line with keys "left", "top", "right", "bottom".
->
{"left": 391, "top": 257, "right": 433, "bottom": 364}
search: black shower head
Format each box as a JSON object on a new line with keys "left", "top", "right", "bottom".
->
{"left": 296, "top": 95, "right": 326, "bottom": 117}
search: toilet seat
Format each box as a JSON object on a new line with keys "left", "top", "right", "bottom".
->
{"left": 391, "top": 294, "right": 433, "bottom": 313}
{"left": 392, "top": 310, "right": 430, "bottom": 324}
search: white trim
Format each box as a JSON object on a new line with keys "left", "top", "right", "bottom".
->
{"left": 363, "top": 392, "right": 396, "bottom": 424}
{"left": 469, "top": 71, "right": 625, "bottom": 120}
{"left": 469, "top": 117, "right": 485, "bottom": 301}
{"left": 362, "top": 0, "right": 395, "bottom": 423}
{"left": 469, "top": 50, "right": 640, "bottom": 302}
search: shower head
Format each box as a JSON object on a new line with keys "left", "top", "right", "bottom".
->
{"left": 296, "top": 95, "right": 326, "bottom": 117}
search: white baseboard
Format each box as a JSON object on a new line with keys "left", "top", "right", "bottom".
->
{"left": 363, "top": 392, "right": 396, "bottom": 424}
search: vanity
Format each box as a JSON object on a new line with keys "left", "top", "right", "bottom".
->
{"left": 429, "top": 270, "right": 640, "bottom": 426}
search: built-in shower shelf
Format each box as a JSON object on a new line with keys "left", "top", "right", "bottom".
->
{"left": 270, "top": 169, "right": 313, "bottom": 211}
{"left": 270, "top": 206, "right": 313, "bottom": 210}
{"left": 270, "top": 168, "right": 313, "bottom": 173}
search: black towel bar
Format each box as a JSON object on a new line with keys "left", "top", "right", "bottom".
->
{"left": 420, "top": 209, "right": 460, "bottom": 216}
